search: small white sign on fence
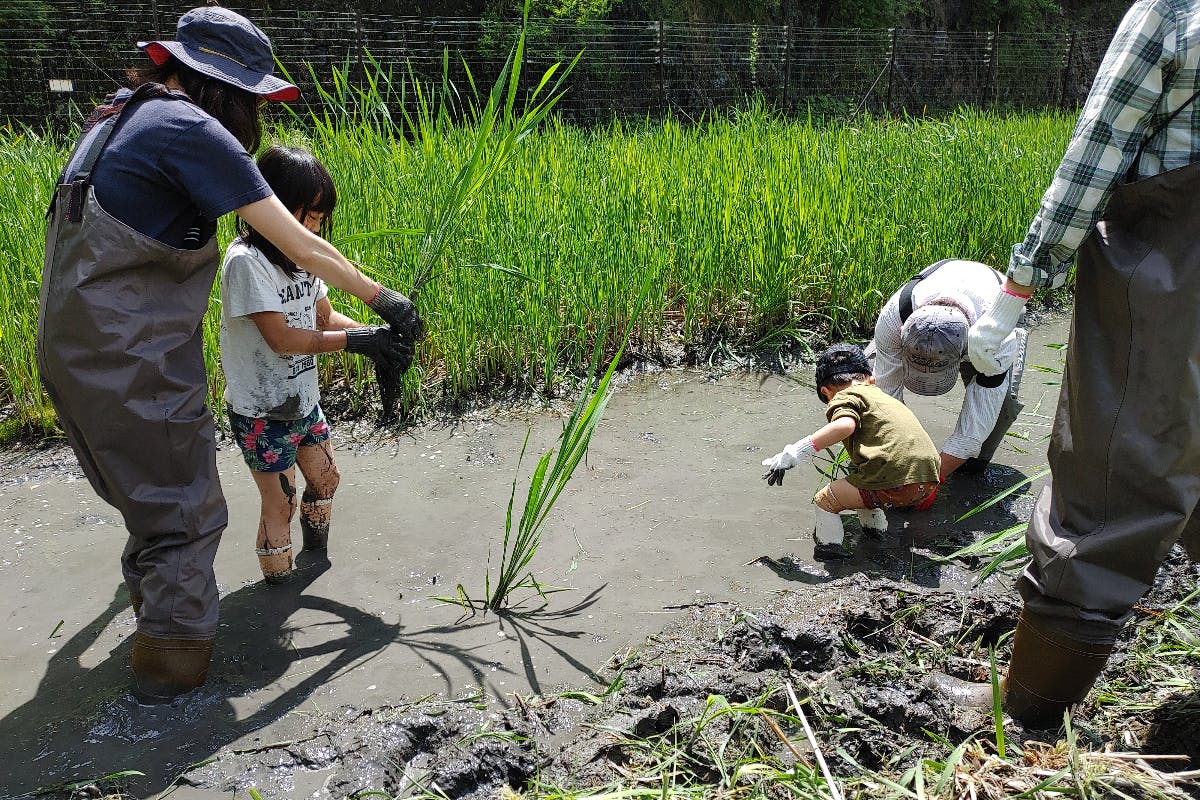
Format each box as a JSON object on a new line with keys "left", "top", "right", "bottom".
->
{"left": 49, "top": 79, "right": 74, "bottom": 93}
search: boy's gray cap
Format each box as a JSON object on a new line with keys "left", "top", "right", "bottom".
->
{"left": 900, "top": 304, "right": 967, "bottom": 396}
{"left": 138, "top": 7, "right": 298, "bottom": 102}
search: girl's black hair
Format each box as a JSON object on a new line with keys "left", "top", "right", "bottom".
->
{"left": 236, "top": 146, "right": 338, "bottom": 278}
{"left": 129, "top": 58, "right": 262, "bottom": 153}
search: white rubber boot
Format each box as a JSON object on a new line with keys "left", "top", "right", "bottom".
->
{"left": 856, "top": 508, "right": 888, "bottom": 535}
{"left": 812, "top": 508, "right": 850, "bottom": 559}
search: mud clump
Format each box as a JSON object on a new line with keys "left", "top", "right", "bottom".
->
{"left": 133, "top": 554, "right": 1200, "bottom": 799}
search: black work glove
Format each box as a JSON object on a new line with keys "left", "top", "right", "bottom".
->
{"left": 344, "top": 325, "right": 413, "bottom": 365}
{"left": 367, "top": 286, "right": 424, "bottom": 343}
{"left": 763, "top": 468, "right": 786, "bottom": 487}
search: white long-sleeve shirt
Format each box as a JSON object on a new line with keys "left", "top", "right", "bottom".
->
{"left": 871, "top": 259, "right": 1015, "bottom": 460}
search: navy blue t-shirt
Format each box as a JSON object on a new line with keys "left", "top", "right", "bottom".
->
{"left": 64, "top": 89, "right": 272, "bottom": 248}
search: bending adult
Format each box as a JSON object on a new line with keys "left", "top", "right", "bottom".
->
{"left": 954, "top": 0, "right": 1200, "bottom": 728}
{"left": 36, "top": 7, "right": 421, "bottom": 704}
{"left": 868, "top": 258, "right": 1027, "bottom": 492}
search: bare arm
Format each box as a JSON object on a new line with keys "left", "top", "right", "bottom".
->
{"left": 315, "top": 296, "right": 359, "bottom": 332}
{"left": 809, "top": 416, "right": 857, "bottom": 452}
{"left": 236, "top": 196, "right": 380, "bottom": 302}
{"left": 939, "top": 453, "right": 968, "bottom": 482}
{"left": 250, "top": 310, "right": 349, "bottom": 356}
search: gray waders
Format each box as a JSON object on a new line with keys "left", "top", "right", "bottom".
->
{"left": 1006, "top": 155, "right": 1200, "bottom": 728}
{"left": 36, "top": 86, "right": 225, "bottom": 701}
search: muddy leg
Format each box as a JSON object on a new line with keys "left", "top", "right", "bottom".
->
{"left": 250, "top": 467, "right": 297, "bottom": 583}
{"left": 296, "top": 441, "right": 340, "bottom": 551}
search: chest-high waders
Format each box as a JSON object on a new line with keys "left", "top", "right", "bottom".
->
{"left": 896, "top": 260, "right": 1028, "bottom": 467}
{"left": 999, "top": 108, "right": 1200, "bottom": 728}
{"left": 36, "top": 84, "right": 225, "bottom": 702}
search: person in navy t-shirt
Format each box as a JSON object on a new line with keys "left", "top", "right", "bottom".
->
{"left": 37, "top": 7, "right": 422, "bottom": 705}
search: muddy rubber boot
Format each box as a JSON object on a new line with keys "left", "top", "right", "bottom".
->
{"left": 812, "top": 508, "right": 850, "bottom": 559}
{"left": 130, "top": 632, "right": 215, "bottom": 705}
{"left": 926, "top": 672, "right": 997, "bottom": 709}
{"left": 856, "top": 508, "right": 888, "bottom": 536}
{"left": 1003, "top": 611, "right": 1115, "bottom": 729}
{"left": 257, "top": 542, "right": 294, "bottom": 584}
{"left": 300, "top": 496, "right": 332, "bottom": 551}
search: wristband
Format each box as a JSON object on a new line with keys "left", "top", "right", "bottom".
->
{"left": 1002, "top": 287, "right": 1032, "bottom": 300}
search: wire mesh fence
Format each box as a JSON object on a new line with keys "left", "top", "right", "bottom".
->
{"left": 1, "top": 3, "right": 1114, "bottom": 130}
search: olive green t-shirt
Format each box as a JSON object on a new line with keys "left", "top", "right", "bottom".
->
{"left": 825, "top": 383, "right": 940, "bottom": 490}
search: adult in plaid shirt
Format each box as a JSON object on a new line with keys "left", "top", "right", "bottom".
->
{"left": 949, "top": 0, "right": 1200, "bottom": 728}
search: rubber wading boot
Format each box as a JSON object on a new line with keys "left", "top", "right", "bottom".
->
{"left": 927, "top": 611, "right": 1115, "bottom": 729}
{"left": 130, "top": 632, "right": 215, "bottom": 705}
{"left": 856, "top": 508, "right": 888, "bottom": 536}
{"left": 812, "top": 508, "right": 850, "bottom": 559}
{"left": 256, "top": 542, "right": 293, "bottom": 584}
{"left": 300, "top": 496, "right": 332, "bottom": 550}
{"left": 1003, "top": 611, "right": 1115, "bottom": 729}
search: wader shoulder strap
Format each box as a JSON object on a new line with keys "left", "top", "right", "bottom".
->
{"left": 897, "top": 259, "right": 1003, "bottom": 323}
{"left": 51, "top": 83, "right": 180, "bottom": 222}
{"left": 1126, "top": 83, "right": 1200, "bottom": 183}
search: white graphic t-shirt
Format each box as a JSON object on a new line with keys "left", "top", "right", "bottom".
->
{"left": 220, "top": 239, "right": 328, "bottom": 420}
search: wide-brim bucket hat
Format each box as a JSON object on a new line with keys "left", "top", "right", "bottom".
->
{"left": 138, "top": 6, "right": 298, "bottom": 102}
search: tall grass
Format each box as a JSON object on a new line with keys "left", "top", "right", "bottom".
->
{"left": 0, "top": 105, "right": 1072, "bottom": 438}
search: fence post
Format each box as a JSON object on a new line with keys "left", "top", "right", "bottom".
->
{"left": 657, "top": 19, "right": 666, "bottom": 111}
{"left": 782, "top": 23, "right": 792, "bottom": 112}
{"left": 150, "top": 0, "right": 162, "bottom": 39}
{"left": 985, "top": 29, "right": 997, "bottom": 107}
{"left": 355, "top": 9, "right": 365, "bottom": 82}
{"left": 1060, "top": 30, "right": 1077, "bottom": 109}
{"left": 885, "top": 27, "right": 897, "bottom": 114}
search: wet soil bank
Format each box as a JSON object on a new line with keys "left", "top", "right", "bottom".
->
{"left": 1, "top": 313, "right": 1197, "bottom": 798}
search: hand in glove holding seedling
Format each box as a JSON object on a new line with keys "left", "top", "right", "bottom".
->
{"left": 968, "top": 283, "right": 1030, "bottom": 375}
{"left": 344, "top": 325, "right": 413, "bottom": 364}
{"left": 761, "top": 436, "right": 817, "bottom": 486}
{"left": 367, "top": 284, "right": 424, "bottom": 344}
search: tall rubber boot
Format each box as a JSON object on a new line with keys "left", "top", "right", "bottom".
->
{"left": 300, "top": 494, "right": 332, "bottom": 551}
{"left": 131, "top": 632, "right": 215, "bottom": 705}
{"left": 812, "top": 508, "right": 849, "bottom": 559}
{"left": 927, "top": 610, "right": 1114, "bottom": 729}
{"left": 1003, "top": 611, "right": 1114, "bottom": 729}
{"left": 856, "top": 508, "right": 888, "bottom": 535}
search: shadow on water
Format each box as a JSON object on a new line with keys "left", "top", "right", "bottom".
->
{"left": 0, "top": 551, "right": 486, "bottom": 799}
{"left": 752, "top": 462, "right": 1035, "bottom": 589}
{"left": 0, "top": 551, "right": 614, "bottom": 799}
{"left": 406, "top": 585, "right": 609, "bottom": 698}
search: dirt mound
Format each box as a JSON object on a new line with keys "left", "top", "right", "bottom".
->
{"left": 184, "top": 553, "right": 1198, "bottom": 798}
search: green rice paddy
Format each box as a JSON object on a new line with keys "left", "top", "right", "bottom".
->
{"left": 0, "top": 106, "right": 1072, "bottom": 438}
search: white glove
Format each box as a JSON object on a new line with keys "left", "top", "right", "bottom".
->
{"left": 761, "top": 437, "right": 817, "bottom": 485}
{"left": 968, "top": 289, "right": 1028, "bottom": 375}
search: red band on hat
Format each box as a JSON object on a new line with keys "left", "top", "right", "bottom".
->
{"left": 145, "top": 42, "right": 172, "bottom": 66}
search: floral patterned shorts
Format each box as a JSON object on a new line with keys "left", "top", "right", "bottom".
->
{"left": 228, "top": 404, "right": 331, "bottom": 473}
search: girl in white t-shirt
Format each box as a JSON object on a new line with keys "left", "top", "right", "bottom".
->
{"left": 220, "top": 146, "right": 412, "bottom": 583}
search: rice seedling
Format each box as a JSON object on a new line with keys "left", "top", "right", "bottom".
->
{"left": 931, "top": 467, "right": 1050, "bottom": 582}
{"left": 435, "top": 332, "right": 625, "bottom": 616}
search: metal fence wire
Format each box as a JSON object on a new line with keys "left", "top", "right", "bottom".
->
{"left": 1, "top": 4, "right": 1115, "bottom": 129}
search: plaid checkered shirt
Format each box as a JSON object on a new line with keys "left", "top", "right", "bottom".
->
{"left": 1011, "top": 0, "right": 1200, "bottom": 288}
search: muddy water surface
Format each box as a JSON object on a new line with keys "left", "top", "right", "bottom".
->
{"left": 0, "top": 316, "right": 1068, "bottom": 798}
